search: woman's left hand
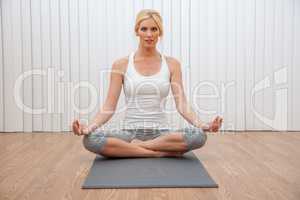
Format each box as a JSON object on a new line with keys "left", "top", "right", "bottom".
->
{"left": 203, "top": 116, "right": 223, "bottom": 132}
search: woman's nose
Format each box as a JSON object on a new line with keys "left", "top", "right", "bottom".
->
{"left": 146, "top": 30, "right": 153, "bottom": 37}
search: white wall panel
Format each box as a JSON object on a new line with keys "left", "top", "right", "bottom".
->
{"left": 87, "top": 0, "right": 103, "bottom": 128}
{"left": 253, "top": 0, "right": 266, "bottom": 130}
{"left": 144, "top": 0, "right": 153, "bottom": 9}
{"left": 208, "top": 0, "right": 220, "bottom": 126}
{"left": 262, "top": 0, "right": 275, "bottom": 131}
{"left": 152, "top": 0, "right": 163, "bottom": 52}
{"left": 3, "top": 0, "right": 24, "bottom": 132}
{"left": 283, "top": 0, "right": 296, "bottom": 131}
{"left": 190, "top": 0, "right": 209, "bottom": 125}
{"left": 244, "top": 0, "right": 256, "bottom": 130}
{"left": 49, "top": 0, "right": 61, "bottom": 132}
{"left": 215, "top": 0, "right": 228, "bottom": 130}
{"left": 68, "top": 0, "right": 80, "bottom": 131}
{"left": 22, "top": 0, "right": 33, "bottom": 132}
{"left": 0, "top": 2, "right": 3, "bottom": 132}
{"left": 169, "top": 0, "right": 183, "bottom": 129}
{"left": 235, "top": 0, "right": 246, "bottom": 131}
{"left": 41, "top": 0, "right": 52, "bottom": 132}
{"left": 225, "top": 0, "right": 237, "bottom": 130}
{"left": 0, "top": 0, "right": 299, "bottom": 132}
{"left": 180, "top": 0, "right": 191, "bottom": 129}
{"left": 102, "top": 0, "right": 118, "bottom": 130}
{"left": 78, "top": 0, "right": 90, "bottom": 127}
{"left": 31, "top": 0, "right": 43, "bottom": 132}
{"left": 60, "top": 0, "right": 71, "bottom": 131}
{"left": 292, "top": 0, "right": 300, "bottom": 130}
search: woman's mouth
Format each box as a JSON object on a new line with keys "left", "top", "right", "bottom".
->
{"left": 145, "top": 39, "right": 154, "bottom": 44}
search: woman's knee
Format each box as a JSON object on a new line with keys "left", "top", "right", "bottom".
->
{"left": 182, "top": 128, "right": 207, "bottom": 151}
{"left": 82, "top": 130, "right": 107, "bottom": 154}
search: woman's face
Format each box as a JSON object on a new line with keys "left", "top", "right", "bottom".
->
{"left": 136, "top": 18, "right": 160, "bottom": 48}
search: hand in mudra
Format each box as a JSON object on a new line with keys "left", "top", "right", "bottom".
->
{"left": 72, "top": 120, "right": 90, "bottom": 136}
{"left": 205, "top": 116, "right": 223, "bottom": 132}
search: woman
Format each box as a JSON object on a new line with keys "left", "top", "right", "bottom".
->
{"left": 72, "top": 9, "right": 222, "bottom": 158}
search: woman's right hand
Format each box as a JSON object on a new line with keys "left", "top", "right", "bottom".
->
{"left": 72, "top": 120, "right": 90, "bottom": 136}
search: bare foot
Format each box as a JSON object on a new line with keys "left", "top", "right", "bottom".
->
{"left": 131, "top": 139, "right": 152, "bottom": 150}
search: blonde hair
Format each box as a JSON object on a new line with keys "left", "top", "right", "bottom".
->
{"left": 135, "top": 9, "right": 163, "bottom": 37}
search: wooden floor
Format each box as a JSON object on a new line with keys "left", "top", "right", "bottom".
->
{"left": 0, "top": 132, "right": 299, "bottom": 200}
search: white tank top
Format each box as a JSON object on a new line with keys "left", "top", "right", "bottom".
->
{"left": 122, "top": 52, "right": 171, "bottom": 130}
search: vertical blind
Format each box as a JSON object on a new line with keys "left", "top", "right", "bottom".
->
{"left": 0, "top": 0, "right": 299, "bottom": 132}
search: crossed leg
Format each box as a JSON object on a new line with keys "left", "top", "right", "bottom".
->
{"left": 131, "top": 131, "right": 189, "bottom": 152}
{"left": 83, "top": 129, "right": 206, "bottom": 158}
{"left": 98, "top": 137, "right": 184, "bottom": 158}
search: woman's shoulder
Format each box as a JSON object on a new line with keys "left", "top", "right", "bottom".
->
{"left": 165, "top": 56, "right": 180, "bottom": 66}
{"left": 164, "top": 55, "right": 181, "bottom": 73}
{"left": 111, "top": 56, "right": 130, "bottom": 74}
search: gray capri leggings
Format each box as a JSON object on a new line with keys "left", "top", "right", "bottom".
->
{"left": 83, "top": 127, "right": 207, "bottom": 154}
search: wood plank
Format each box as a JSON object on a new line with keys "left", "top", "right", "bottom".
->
{"left": 1, "top": 132, "right": 300, "bottom": 200}
{"left": 0, "top": 134, "right": 33, "bottom": 162}
{"left": 197, "top": 132, "right": 300, "bottom": 200}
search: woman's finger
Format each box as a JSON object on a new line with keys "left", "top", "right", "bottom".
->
{"left": 72, "top": 121, "right": 76, "bottom": 129}
{"left": 77, "top": 121, "right": 85, "bottom": 135}
{"left": 214, "top": 116, "right": 221, "bottom": 125}
{"left": 79, "top": 123, "right": 89, "bottom": 135}
{"left": 82, "top": 127, "right": 90, "bottom": 135}
{"left": 213, "top": 117, "right": 218, "bottom": 123}
{"left": 72, "top": 121, "right": 80, "bottom": 135}
{"left": 76, "top": 120, "right": 80, "bottom": 129}
{"left": 74, "top": 120, "right": 84, "bottom": 135}
{"left": 72, "top": 124, "right": 76, "bottom": 135}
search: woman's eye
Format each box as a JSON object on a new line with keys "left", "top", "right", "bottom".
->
{"left": 141, "top": 27, "right": 147, "bottom": 31}
{"left": 151, "top": 27, "right": 158, "bottom": 31}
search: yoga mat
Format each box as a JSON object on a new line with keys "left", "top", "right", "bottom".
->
{"left": 82, "top": 152, "right": 218, "bottom": 189}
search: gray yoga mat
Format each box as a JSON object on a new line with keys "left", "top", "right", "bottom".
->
{"left": 82, "top": 152, "right": 218, "bottom": 189}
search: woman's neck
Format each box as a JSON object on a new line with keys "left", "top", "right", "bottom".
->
{"left": 135, "top": 46, "right": 160, "bottom": 58}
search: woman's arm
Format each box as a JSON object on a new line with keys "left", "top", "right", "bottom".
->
{"left": 168, "top": 57, "right": 222, "bottom": 131}
{"left": 85, "top": 58, "right": 127, "bottom": 133}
